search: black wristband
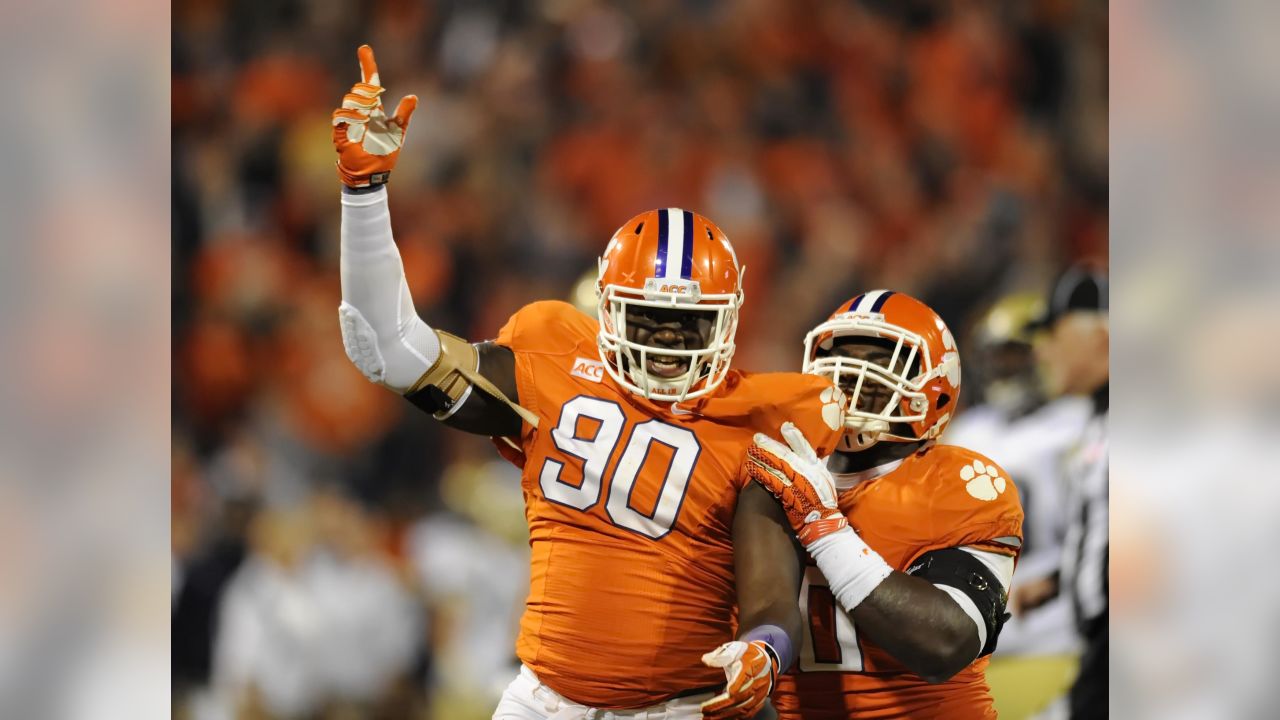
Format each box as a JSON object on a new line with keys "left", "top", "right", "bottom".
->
{"left": 342, "top": 174, "right": 390, "bottom": 194}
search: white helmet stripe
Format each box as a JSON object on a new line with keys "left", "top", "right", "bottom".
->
{"left": 664, "top": 208, "right": 685, "bottom": 279}
{"left": 855, "top": 289, "right": 887, "bottom": 312}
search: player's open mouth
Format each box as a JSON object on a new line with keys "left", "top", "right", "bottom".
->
{"left": 646, "top": 355, "right": 690, "bottom": 378}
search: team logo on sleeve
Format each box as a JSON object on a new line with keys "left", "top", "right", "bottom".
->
{"left": 960, "top": 459, "right": 1008, "bottom": 501}
{"left": 571, "top": 357, "right": 606, "bottom": 383}
{"left": 820, "top": 386, "right": 846, "bottom": 432}
{"left": 940, "top": 325, "right": 961, "bottom": 387}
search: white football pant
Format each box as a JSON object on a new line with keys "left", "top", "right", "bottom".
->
{"left": 493, "top": 665, "right": 713, "bottom": 720}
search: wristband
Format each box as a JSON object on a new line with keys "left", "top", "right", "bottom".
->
{"left": 807, "top": 525, "right": 893, "bottom": 612}
{"left": 342, "top": 182, "right": 387, "bottom": 195}
{"left": 741, "top": 624, "right": 794, "bottom": 673}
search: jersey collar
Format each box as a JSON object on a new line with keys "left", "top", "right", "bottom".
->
{"left": 828, "top": 457, "right": 906, "bottom": 492}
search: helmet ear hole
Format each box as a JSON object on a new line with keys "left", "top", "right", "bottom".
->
{"left": 634, "top": 221, "right": 645, "bottom": 234}
{"left": 936, "top": 392, "right": 951, "bottom": 409}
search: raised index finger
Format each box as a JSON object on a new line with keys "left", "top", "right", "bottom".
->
{"left": 357, "top": 44, "right": 380, "bottom": 87}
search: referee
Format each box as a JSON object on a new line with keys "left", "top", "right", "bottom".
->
{"left": 1019, "top": 265, "right": 1109, "bottom": 718}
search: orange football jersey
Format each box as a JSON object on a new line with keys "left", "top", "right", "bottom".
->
{"left": 493, "top": 300, "right": 845, "bottom": 709}
{"left": 773, "top": 444, "right": 1023, "bottom": 720}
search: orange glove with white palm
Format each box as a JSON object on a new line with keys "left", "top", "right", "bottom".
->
{"left": 331, "top": 45, "right": 418, "bottom": 188}
{"left": 744, "top": 421, "right": 849, "bottom": 545}
{"left": 700, "top": 639, "right": 780, "bottom": 720}
{"left": 745, "top": 422, "right": 894, "bottom": 613}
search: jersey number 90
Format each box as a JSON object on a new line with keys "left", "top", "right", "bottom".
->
{"left": 539, "top": 396, "right": 701, "bottom": 539}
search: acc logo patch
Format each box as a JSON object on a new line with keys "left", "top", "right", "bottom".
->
{"left": 960, "top": 459, "right": 1007, "bottom": 501}
{"left": 570, "top": 356, "right": 606, "bottom": 383}
{"left": 642, "top": 278, "right": 702, "bottom": 302}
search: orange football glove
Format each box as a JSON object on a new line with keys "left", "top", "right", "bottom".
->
{"left": 749, "top": 423, "right": 894, "bottom": 614}
{"left": 700, "top": 640, "right": 780, "bottom": 720}
{"left": 331, "top": 45, "right": 418, "bottom": 188}
{"left": 744, "top": 421, "right": 848, "bottom": 546}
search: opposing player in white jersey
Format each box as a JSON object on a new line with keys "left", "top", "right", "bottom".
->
{"left": 945, "top": 293, "right": 1091, "bottom": 716}
{"left": 947, "top": 294, "right": 1090, "bottom": 655}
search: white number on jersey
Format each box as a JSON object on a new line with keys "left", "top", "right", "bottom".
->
{"left": 539, "top": 397, "right": 625, "bottom": 509}
{"left": 540, "top": 396, "right": 700, "bottom": 539}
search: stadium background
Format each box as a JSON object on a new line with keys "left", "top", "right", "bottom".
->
{"left": 171, "top": 1, "right": 1107, "bottom": 718}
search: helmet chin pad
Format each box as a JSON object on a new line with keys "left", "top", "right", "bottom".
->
{"left": 839, "top": 431, "right": 880, "bottom": 452}
{"left": 839, "top": 417, "right": 890, "bottom": 451}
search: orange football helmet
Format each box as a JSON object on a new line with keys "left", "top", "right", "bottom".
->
{"left": 596, "top": 208, "right": 745, "bottom": 401}
{"left": 802, "top": 290, "right": 960, "bottom": 450}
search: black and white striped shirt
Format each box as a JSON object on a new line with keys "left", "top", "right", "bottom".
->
{"left": 1061, "top": 385, "right": 1109, "bottom": 635}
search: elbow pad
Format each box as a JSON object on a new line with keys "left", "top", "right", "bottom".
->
{"left": 339, "top": 302, "right": 538, "bottom": 427}
{"left": 906, "top": 547, "right": 1010, "bottom": 657}
{"left": 404, "top": 329, "right": 480, "bottom": 414}
{"left": 339, "top": 300, "right": 439, "bottom": 391}
{"left": 406, "top": 332, "right": 539, "bottom": 428}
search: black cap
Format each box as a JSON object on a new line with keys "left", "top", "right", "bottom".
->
{"left": 1028, "top": 265, "right": 1108, "bottom": 330}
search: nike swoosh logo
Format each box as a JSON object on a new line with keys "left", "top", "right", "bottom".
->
{"left": 670, "top": 404, "right": 697, "bottom": 416}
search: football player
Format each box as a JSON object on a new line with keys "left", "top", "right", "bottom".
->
{"left": 332, "top": 45, "right": 846, "bottom": 719}
{"left": 741, "top": 291, "right": 1025, "bottom": 719}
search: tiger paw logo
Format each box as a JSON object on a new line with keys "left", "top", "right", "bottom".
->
{"left": 960, "top": 459, "right": 1007, "bottom": 501}
{"left": 820, "top": 385, "right": 846, "bottom": 432}
{"left": 939, "top": 325, "right": 961, "bottom": 388}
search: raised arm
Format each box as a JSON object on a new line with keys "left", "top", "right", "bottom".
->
{"left": 333, "top": 45, "right": 525, "bottom": 438}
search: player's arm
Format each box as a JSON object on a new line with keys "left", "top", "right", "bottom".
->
{"left": 400, "top": 341, "right": 525, "bottom": 437}
{"left": 745, "top": 424, "right": 1012, "bottom": 684}
{"left": 333, "top": 45, "right": 526, "bottom": 438}
{"left": 845, "top": 547, "right": 1011, "bottom": 683}
{"left": 698, "top": 483, "right": 802, "bottom": 720}
{"left": 734, "top": 483, "right": 806, "bottom": 653}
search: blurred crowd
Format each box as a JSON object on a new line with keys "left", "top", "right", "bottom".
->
{"left": 171, "top": 1, "right": 1106, "bottom": 718}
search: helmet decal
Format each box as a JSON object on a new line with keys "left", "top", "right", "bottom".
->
{"left": 842, "top": 289, "right": 896, "bottom": 314}
{"left": 803, "top": 290, "right": 961, "bottom": 449}
{"left": 595, "top": 208, "right": 744, "bottom": 402}
{"left": 654, "top": 208, "right": 696, "bottom": 281}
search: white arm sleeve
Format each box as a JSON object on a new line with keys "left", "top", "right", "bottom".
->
{"left": 933, "top": 546, "right": 1015, "bottom": 655}
{"left": 339, "top": 187, "right": 441, "bottom": 393}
